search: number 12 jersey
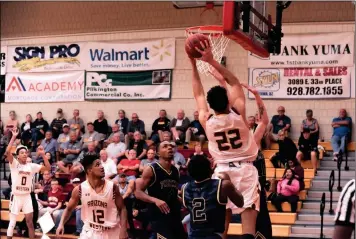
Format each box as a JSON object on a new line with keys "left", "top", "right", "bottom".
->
{"left": 206, "top": 109, "right": 258, "bottom": 163}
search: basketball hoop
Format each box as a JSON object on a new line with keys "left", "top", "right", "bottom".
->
{"left": 185, "top": 26, "right": 230, "bottom": 75}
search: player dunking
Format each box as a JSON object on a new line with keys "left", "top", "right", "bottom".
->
{"left": 188, "top": 41, "right": 260, "bottom": 239}
{"left": 182, "top": 154, "right": 244, "bottom": 239}
{"left": 5, "top": 128, "right": 51, "bottom": 239}
{"left": 56, "top": 154, "right": 128, "bottom": 239}
{"left": 135, "top": 141, "right": 187, "bottom": 239}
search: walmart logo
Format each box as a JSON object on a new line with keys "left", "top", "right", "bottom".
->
{"left": 151, "top": 39, "right": 173, "bottom": 61}
{"left": 6, "top": 77, "right": 26, "bottom": 92}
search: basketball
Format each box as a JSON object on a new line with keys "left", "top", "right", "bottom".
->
{"left": 185, "top": 34, "right": 210, "bottom": 58}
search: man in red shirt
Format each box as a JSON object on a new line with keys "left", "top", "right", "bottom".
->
{"left": 117, "top": 149, "right": 140, "bottom": 181}
{"left": 37, "top": 179, "right": 63, "bottom": 222}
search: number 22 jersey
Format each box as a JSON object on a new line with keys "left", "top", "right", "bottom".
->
{"left": 80, "top": 180, "right": 119, "bottom": 231}
{"left": 206, "top": 109, "right": 258, "bottom": 163}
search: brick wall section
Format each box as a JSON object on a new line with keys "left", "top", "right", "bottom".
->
{"left": 1, "top": 2, "right": 354, "bottom": 38}
{"left": 1, "top": 23, "right": 354, "bottom": 141}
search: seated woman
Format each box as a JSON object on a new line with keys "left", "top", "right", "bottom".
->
{"left": 271, "top": 168, "right": 300, "bottom": 212}
{"left": 20, "top": 114, "right": 34, "bottom": 147}
{"left": 301, "top": 109, "right": 319, "bottom": 145}
{"left": 287, "top": 159, "right": 305, "bottom": 191}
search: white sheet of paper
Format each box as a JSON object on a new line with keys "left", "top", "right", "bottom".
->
{"left": 38, "top": 211, "right": 55, "bottom": 234}
{"left": 41, "top": 234, "right": 51, "bottom": 239}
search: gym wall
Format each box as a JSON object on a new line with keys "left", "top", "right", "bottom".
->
{"left": 0, "top": 2, "right": 354, "bottom": 140}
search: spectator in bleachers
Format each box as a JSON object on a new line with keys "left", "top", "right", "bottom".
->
{"left": 38, "top": 130, "right": 58, "bottom": 161}
{"left": 118, "top": 149, "right": 140, "bottom": 181}
{"left": 50, "top": 108, "right": 67, "bottom": 139}
{"left": 57, "top": 131, "right": 82, "bottom": 173}
{"left": 100, "top": 149, "right": 118, "bottom": 180}
{"left": 265, "top": 106, "right": 291, "bottom": 149}
{"left": 170, "top": 109, "right": 190, "bottom": 145}
{"left": 139, "top": 148, "right": 157, "bottom": 173}
{"left": 68, "top": 142, "right": 98, "bottom": 177}
{"left": 80, "top": 122, "right": 100, "bottom": 149}
{"left": 186, "top": 142, "right": 209, "bottom": 165}
{"left": 34, "top": 170, "right": 52, "bottom": 200}
{"left": 115, "top": 109, "right": 129, "bottom": 135}
{"left": 93, "top": 110, "right": 109, "bottom": 140}
{"left": 4, "top": 110, "right": 19, "bottom": 137}
{"left": 301, "top": 109, "right": 319, "bottom": 145}
{"left": 297, "top": 128, "right": 318, "bottom": 175}
{"left": 287, "top": 159, "right": 305, "bottom": 191}
{"left": 67, "top": 109, "right": 85, "bottom": 138}
{"left": 270, "top": 130, "right": 298, "bottom": 168}
{"left": 271, "top": 168, "right": 300, "bottom": 213}
{"left": 20, "top": 114, "right": 34, "bottom": 147}
{"left": 57, "top": 124, "right": 70, "bottom": 150}
{"left": 151, "top": 109, "right": 171, "bottom": 144}
{"left": 126, "top": 131, "right": 148, "bottom": 160}
{"left": 117, "top": 173, "right": 136, "bottom": 238}
{"left": 248, "top": 115, "right": 258, "bottom": 133}
{"left": 54, "top": 178, "right": 83, "bottom": 236}
{"left": 172, "top": 142, "right": 186, "bottom": 168}
{"left": 125, "top": 113, "right": 146, "bottom": 146}
{"left": 38, "top": 178, "right": 63, "bottom": 223}
{"left": 105, "top": 123, "right": 124, "bottom": 145}
{"left": 331, "top": 108, "right": 352, "bottom": 160}
{"left": 132, "top": 199, "right": 152, "bottom": 239}
{"left": 106, "top": 132, "right": 126, "bottom": 163}
{"left": 31, "top": 111, "right": 49, "bottom": 151}
{"left": 183, "top": 111, "right": 206, "bottom": 149}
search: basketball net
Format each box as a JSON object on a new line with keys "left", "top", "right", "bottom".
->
{"left": 185, "top": 26, "right": 230, "bottom": 76}
{"left": 186, "top": 2, "right": 229, "bottom": 76}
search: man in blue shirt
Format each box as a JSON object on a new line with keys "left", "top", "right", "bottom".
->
{"left": 331, "top": 109, "right": 352, "bottom": 160}
{"left": 265, "top": 106, "right": 291, "bottom": 149}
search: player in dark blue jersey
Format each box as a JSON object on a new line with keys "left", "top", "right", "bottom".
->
{"left": 182, "top": 154, "right": 244, "bottom": 239}
{"left": 135, "top": 141, "right": 186, "bottom": 239}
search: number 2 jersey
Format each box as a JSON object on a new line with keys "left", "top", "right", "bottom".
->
{"left": 10, "top": 159, "right": 41, "bottom": 195}
{"left": 206, "top": 109, "right": 258, "bottom": 163}
{"left": 80, "top": 179, "right": 120, "bottom": 231}
{"left": 182, "top": 179, "right": 226, "bottom": 237}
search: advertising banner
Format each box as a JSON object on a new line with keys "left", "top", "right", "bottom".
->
{"left": 84, "top": 39, "right": 175, "bottom": 71}
{"left": 248, "top": 67, "right": 352, "bottom": 99}
{"left": 85, "top": 70, "right": 172, "bottom": 100}
{"left": 1, "top": 46, "right": 7, "bottom": 75}
{"left": 5, "top": 71, "right": 84, "bottom": 102}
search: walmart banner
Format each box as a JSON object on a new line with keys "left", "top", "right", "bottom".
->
{"left": 84, "top": 39, "right": 175, "bottom": 71}
{"left": 85, "top": 70, "right": 172, "bottom": 100}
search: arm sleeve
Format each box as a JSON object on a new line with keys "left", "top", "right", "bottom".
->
{"left": 287, "top": 180, "right": 300, "bottom": 193}
{"left": 277, "top": 180, "right": 282, "bottom": 194}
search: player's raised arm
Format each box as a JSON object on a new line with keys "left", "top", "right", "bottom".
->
{"left": 5, "top": 128, "right": 19, "bottom": 164}
{"left": 189, "top": 57, "right": 210, "bottom": 129}
{"left": 36, "top": 146, "right": 51, "bottom": 172}
{"left": 134, "top": 167, "right": 170, "bottom": 214}
{"left": 195, "top": 41, "right": 247, "bottom": 125}
{"left": 113, "top": 183, "right": 129, "bottom": 239}
{"left": 242, "top": 83, "right": 269, "bottom": 143}
{"left": 56, "top": 186, "right": 80, "bottom": 236}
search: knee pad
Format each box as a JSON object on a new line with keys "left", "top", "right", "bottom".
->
{"left": 242, "top": 234, "right": 255, "bottom": 239}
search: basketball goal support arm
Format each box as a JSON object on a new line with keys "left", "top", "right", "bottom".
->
{"left": 190, "top": 59, "right": 209, "bottom": 125}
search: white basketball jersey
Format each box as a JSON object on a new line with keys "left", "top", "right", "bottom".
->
{"left": 10, "top": 159, "right": 41, "bottom": 195}
{"left": 206, "top": 110, "right": 258, "bottom": 163}
{"left": 80, "top": 180, "right": 119, "bottom": 231}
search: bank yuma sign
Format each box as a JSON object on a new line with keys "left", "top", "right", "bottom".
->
{"left": 5, "top": 71, "right": 84, "bottom": 102}
{"left": 84, "top": 39, "right": 175, "bottom": 71}
{"left": 8, "top": 43, "right": 85, "bottom": 72}
{"left": 248, "top": 32, "right": 354, "bottom": 68}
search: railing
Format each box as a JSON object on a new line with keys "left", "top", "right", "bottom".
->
{"left": 320, "top": 192, "right": 326, "bottom": 239}
{"left": 344, "top": 136, "right": 349, "bottom": 171}
{"left": 337, "top": 150, "right": 343, "bottom": 192}
{"left": 328, "top": 170, "right": 335, "bottom": 214}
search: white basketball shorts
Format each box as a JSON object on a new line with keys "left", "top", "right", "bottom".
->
{"left": 213, "top": 162, "right": 260, "bottom": 214}
{"left": 9, "top": 193, "right": 33, "bottom": 215}
{"left": 80, "top": 225, "right": 122, "bottom": 239}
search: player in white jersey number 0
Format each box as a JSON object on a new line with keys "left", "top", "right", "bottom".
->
{"left": 187, "top": 40, "right": 262, "bottom": 239}
{"left": 5, "top": 128, "right": 51, "bottom": 239}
